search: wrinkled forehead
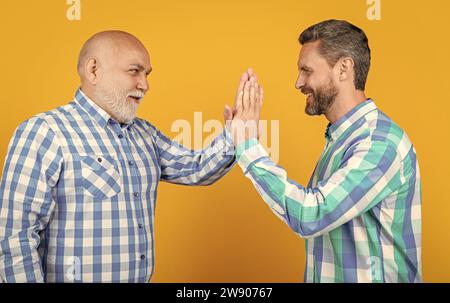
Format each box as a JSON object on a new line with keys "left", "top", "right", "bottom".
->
{"left": 107, "top": 39, "right": 151, "bottom": 68}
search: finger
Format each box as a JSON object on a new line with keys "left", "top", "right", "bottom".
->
{"left": 255, "top": 84, "right": 262, "bottom": 119}
{"left": 224, "top": 105, "right": 233, "bottom": 131}
{"left": 235, "top": 72, "right": 248, "bottom": 102}
{"left": 247, "top": 68, "right": 257, "bottom": 82}
{"left": 243, "top": 81, "right": 251, "bottom": 111}
{"left": 237, "top": 71, "right": 248, "bottom": 93}
{"left": 234, "top": 71, "right": 249, "bottom": 112}
{"left": 223, "top": 105, "right": 233, "bottom": 121}
{"left": 259, "top": 86, "right": 264, "bottom": 106}
{"left": 250, "top": 81, "right": 257, "bottom": 114}
{"left": 255, "top": 83, "right": 260, "bottom": 114}
{"left": 235, "top": 89, "right": 244, "bottom": 114}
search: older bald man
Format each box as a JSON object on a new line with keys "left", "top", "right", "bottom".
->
{"left": 0, "top": 31, "right": 250, "bottom": 282}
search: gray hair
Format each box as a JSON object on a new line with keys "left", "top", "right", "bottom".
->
{"left": 299, "top": 19, "right": 371, "bottom": 90}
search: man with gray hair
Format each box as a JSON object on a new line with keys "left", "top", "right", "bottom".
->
{"left": 0, "top": 31, "right": 254, "bottom": 282}
{"left": 228, "top": 19, "right": 422, "bottom": 283}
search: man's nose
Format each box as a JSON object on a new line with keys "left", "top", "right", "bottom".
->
{"left": 295, "top": 74, "right": 305, "bottom": 90}
{"left": 137, "top": 76, "right": 149, "bottom": 93}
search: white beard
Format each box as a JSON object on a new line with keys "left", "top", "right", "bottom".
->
{"left": 94, "top": 80, "right": 143, "bottom": 124}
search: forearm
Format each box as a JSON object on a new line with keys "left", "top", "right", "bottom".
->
{"left": 237, "top": 139, "right": 314, "bottom": 235}
{"left": 0, "top": 230, "right": 45, "bottom": 283}
{"left": 237, "top": 139, "right": 400, "bottom": 238}
{"left": 0, "top": 185, "right": 46, "bottom": 282}
{"left": 159, "top": 128, "right": 236, "bottom": 185}
{"left": 0, "top": 182, "right": 52, "bottom": 283}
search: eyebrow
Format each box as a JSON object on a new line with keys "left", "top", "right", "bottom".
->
{"left": 299, "top": 65, "right": 313, "bottom": 72}
{"left": 129, "top": 64, "right": 152, "bottom": 75}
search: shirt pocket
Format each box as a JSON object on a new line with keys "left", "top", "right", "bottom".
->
{"left": 79, "top": 154, "right": 122, "bottom": 199}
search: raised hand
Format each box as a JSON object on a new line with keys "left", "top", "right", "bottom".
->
{"left": 224, "top": 68, "right": 264, "bottom": 146}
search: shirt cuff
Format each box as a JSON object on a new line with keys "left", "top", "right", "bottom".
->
{"left": 221, "top": 128, "right": 236, "bottom": 156}
{"left": 236, "top": 139, "right": 269, "bottom": 172}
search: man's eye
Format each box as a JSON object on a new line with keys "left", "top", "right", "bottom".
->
{"left": 129, "top": 69, "right": 139, "bottom": 74}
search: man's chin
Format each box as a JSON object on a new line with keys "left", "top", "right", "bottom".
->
{"left": 305, "top": 108, "right": 316, "bottom": 116}
{"left": 305, "top": 103, "right": 319, "bottom": 116}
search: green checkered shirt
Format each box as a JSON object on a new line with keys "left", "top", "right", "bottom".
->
{"left": 237, "top": 99, "right": 421, "bottom": 282}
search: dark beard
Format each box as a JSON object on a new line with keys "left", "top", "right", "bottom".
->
{"left": 305, "top": 80, "right": 338, "bottom": 116}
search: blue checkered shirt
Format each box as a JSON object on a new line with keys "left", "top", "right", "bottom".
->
{"left": 0, "top": 89, "right": 235, "bottom": 282}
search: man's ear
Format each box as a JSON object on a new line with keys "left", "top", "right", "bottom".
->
{"left": 337, "top": 57, "right": 354, "bottom": 83}
{"left": 85, "top": 57, "right": 99, "bottom": 85}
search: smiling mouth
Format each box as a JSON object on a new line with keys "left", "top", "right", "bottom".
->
{"left": 303, "top": 92, "right": 313, "bottom": 101}
{"left": 301, "top": 89, "right": 312, "bottom": 96}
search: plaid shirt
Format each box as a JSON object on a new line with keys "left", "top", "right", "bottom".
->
{"left": 0, "top": 89, "right": 235, "bottom": 282}
{"left": 237, "top": 99, "right": 422, "bottom": 282}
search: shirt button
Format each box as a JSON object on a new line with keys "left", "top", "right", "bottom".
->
{"left": 140, "top": 255, "right": 146, "bottom": 260}
{"left": 128, "top": 160, "right": 134, "bottom": 166}
{"left": 118, "top": 134, "right": 123, "bottom": 139}
{"left": 134, "top": 192, "right": 139, "bottom": 198}
{"left": 138, "top": 224, "right": 143, "bottom": 229}
{"left": 97, "top": 157, "right": 102, "bottom": 163}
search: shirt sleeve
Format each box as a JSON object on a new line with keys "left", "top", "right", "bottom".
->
{"left": 236, "top": 138, "right": 402, "bottom": 239}
{"left": 154, "top": 127, "right": 236, "bottom": 186}
{"left": 0, "top": 117, "right": 63, "bottom": 282}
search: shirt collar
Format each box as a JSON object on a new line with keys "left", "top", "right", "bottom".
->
{"left": 325, "top": 99, "right": 377, "bottom": 142}
{"left": 74, "top": 88, "right": 135, "bottom": 129}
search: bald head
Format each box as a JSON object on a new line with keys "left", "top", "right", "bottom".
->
{"left": 77, "top": 30, "right": 149, "bottom": 79}
{"left": 76, "top": 30, "right": 152, "bottom": 123}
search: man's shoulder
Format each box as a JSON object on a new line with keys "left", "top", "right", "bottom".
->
{"left": 15, "top": 102, "right": 75, "bottom": 132}
{"left": 368, "top": 108, "right": 407, "bottom": 139}
{"left": 36, "top": 101, "right": 76, "bottom": 119}
{"left": 8, "top": 104, "right": 72, "bottom": 147}
{"left": 361, "top": 108, "right": 414, "bottom": 159}
{"left": 19, "top": 100, "right": 75, "bottom": 127}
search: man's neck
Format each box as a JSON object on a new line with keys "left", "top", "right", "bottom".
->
{"left": 79, "top": 86, "right": 97, "bottom": 104}
{"left": 325, "top": 90, "right": 367, "bottom": 124}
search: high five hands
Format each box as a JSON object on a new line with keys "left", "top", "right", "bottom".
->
{"left": 224, "top": 68, "right": 264, "bottom": 147}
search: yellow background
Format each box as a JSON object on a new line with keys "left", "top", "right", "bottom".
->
{"left": 0, "top": 0, "right": 449, "bottom": 282}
